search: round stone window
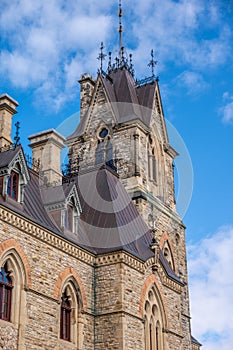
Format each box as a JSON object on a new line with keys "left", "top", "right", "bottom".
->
{"left": 99, "top": 128, "right": 109, "bottom": 139}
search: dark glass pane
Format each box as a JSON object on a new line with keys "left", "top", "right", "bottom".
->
{"left": 0, "top": 265, "right": 12, "bottom": 322}
{"left": 60, "top": 290, "right": 71, "bottom": 341}
{"left": 99, "top": 128, "right": 108, "bottom": 139}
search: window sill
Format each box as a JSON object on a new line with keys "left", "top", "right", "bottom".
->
{"left": 58, "top": 338, "right": 76, "bottom": 349}
{"left": 0, "top": 318, "right": 14, "bottom": 328}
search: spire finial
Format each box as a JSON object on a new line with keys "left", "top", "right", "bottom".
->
{"left": 148, "top": 49, "right": 157, "bottom": 79}
{"left": 118, "top": 0, "right": 124, "bottom": 64}
{"left": 14, "top": 121, "right": 20, "bottom": 148}
{"left": 97, "top": 42, "right": 106, "bottom": 73}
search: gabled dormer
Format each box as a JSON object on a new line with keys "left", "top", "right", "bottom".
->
{"left": 42, "top": 182, "right": 82, "bottom": 234}
{"left": 0, "top": 146, "right": 30, "bottom": 205}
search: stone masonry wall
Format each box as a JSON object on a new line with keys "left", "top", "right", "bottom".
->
{"left": 0, "top": 213, "right": 94, "bottom": 350}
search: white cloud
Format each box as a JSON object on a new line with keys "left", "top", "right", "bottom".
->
{"left": 221, "top": 93, "right": 233, "bottom": 124}
{"left": 0, "top": 0, "right": 232, "bottom": 110}
{"left": 188, "top": 226, "right": 233, "bottom": 350}
{"left": 130, "top": 0, "right": 232, "bottom": 73}
{"left": 177, "top": 71, "right": 209, "bottom": 94}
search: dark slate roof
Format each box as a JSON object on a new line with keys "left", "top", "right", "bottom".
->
{"left": 0, "top": 147, "right": 182, "bottom": 284}
{"left": 67, "top": 68, "right": 156, "bottom": 140}
{"left": 0, "top": 146, "right": 21, "bottom": 168}
{"left": 191, "top": 335, "right": 202, "bottom": 346}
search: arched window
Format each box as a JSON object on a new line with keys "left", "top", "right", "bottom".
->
{"left": 0, "top": 263, "right": 13, "bottom": 321}
{"left": 60, "top": 288, "right": 71, "bottom": 341}
{"left": 7, "top": 171, "right": 19, "bottom": 200}
{"left": 59, "top": 279, "right": 83, "bottom": 346}
{"left": 148, "top": 137, "right": 157, "bottom": 183}
{"left": 64, "top": 197, "right": 79, "bottom": 234}
{"left": 144, "top": 286, "right": 166, "bottom": 350}
{"left": 162, "top": 240, "right": 175, "bottom": 270}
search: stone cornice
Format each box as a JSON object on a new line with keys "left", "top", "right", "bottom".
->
{"left": 0, "top": 204, "right": 185, "bottom": 294}
{"left": 0, "top": 205, "right": 95, "bottom": 266}
{"left": 144, "top": 257, "right": 183, "bottom": 293}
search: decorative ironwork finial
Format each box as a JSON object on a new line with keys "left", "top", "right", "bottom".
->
{"left": 97, "top": 42, "right": 106, "bottom": 73}
{"left": 129, "top": 53, "right": 134, "bottom": 76}
{"left": 148, "top": 49, "right": 157, "bottom": 79}
{"left": 14, "top": 121, "right": 20, "bottom": 147}
{"left": 108, "top": 51, "right": 112, "bottom": 72}
{"left": 118, "top": 0, "right": 124, "bottom": 64}
{"left": 115, "top": 56, "right": 120, "bottom": 69}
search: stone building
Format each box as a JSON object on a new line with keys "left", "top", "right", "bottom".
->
{"left": 0, "top": 51, "right": 201, "bottom": 349}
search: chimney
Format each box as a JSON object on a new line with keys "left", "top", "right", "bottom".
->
{"left": 78, "top": 73, "right": 95, "bottom": 119}
{"left": 0, "top": 94, "right": 19, "bottom": 148}
{"left": 28, "top": 129, "right": 65, "bottom": 186}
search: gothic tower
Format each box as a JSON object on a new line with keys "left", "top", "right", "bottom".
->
{"left": 65, "top": 42, "right": 199, "bottom": 350}
{"left": 0, "top": 3, "right": 201, "bottom": 350}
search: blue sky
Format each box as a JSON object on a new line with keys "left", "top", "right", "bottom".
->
{"left": 1, "top": 0, "right": 233, "bottom": 348}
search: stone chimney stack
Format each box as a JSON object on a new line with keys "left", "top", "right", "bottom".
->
{"left": 28, "top": 129, "right": 65, "bottom": 186}
{"left": 78, "top": 73, "right": 95, "bottom": 119}
{"left": 0, "top": 94, "right": 19, "bottom": 148}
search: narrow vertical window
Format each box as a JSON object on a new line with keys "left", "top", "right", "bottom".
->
{"left": 156, "top": 323, "right": 159, "bottom": 350}
{"left": 148, "top": 151, "right": 151, "bottom": 179}
{"left": 149, "top": 322, "right": 153, "bottom": 350}
{"left": 7, "top": 171, "right": 19, "bottom": 200}
{"left": 66, "top": 204, "right": 73, "bottom": 232}
{"left": 0, "top": 264, "right": 13, "bottom": 322}
{"left": 152, "top": 156, "right": 157, "bottom": 182}
{"left": 60, "top": 289, "right": 71, "bottom": 341}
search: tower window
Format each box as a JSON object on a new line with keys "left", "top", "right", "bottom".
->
{"left": 0, "top": 264, "right": 13, "bottom": 322}
{"left": 7, "top": 171, "right": 19, "bottom": 200}
{"left": 99, "top": 128, "right": 108, "bottom": 139}
{"left": 60, "top": 288, "right": 71, "bottom": 341}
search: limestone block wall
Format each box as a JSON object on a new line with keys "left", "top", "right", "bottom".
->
{"left": 0, "top": 207, "right": 95, "bottom": 350}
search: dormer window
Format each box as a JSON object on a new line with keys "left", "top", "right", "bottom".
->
{"left": 65, "top": 204, "right": 74, "bottom": 232}
{"left": 0, "top": 147, "right": 30, "bottom": 204}
{"left": 7, "top": 171, "right": 19, "bottom": 201}
{"left": 63, "top": 196, "right": 79, "bottom": 234}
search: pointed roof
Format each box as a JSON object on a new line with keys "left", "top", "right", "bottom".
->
{"left": 67, "top": 68, "right": 168, "bottom": 141}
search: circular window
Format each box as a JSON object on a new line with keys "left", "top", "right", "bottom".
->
{"left": 99, "top": 128, "right": 109, "bottom": 139}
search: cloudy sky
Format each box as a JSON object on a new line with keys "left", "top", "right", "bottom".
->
{"left": 1, "top": 0, "right": 233, "bottom": 348}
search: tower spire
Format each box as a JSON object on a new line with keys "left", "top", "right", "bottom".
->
{"left": 118, "top": 0, "right": 124, "bottom": 64}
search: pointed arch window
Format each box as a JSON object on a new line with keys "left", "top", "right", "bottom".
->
{"left": 0, "top": 263, "right": 13, "bottom": 322}
{"left": 64, "top": 196, "right": 79, "bottom": 234}
{"left": 148, "top": 137, "right": 157, "bottom": 183}
{"left": 162, "top": 240, "right": 175, "bottom": 270}
{"left": 60, "top": 288, "right": 71, "bottom": 341}
{"left": 144, "top": 286, "right": 165, "bottom": 350}
{"left": 7, "top": 171, "right": 19, "bottom": 201}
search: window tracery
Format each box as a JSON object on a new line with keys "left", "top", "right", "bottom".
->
{"left": 144, "top": 285, "right": 165, "bottom": 350}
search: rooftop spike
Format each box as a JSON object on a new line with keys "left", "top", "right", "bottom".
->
{"left": 148, "top": 49, "right": 157, "bottom": 79}
{"left": 108, "top": 51, "right": 112, "bottom": 73}
{"left": 97, "top": 42, "right": 106, "bottom": 73}
{"left": 118, "top": 0, "right": 124, "bottom": 64}
{"left": 14, "top": 121, "right": 20, "bottom": 148}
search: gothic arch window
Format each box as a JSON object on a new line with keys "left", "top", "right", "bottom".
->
{"left": 7, "top": 171, "right": 19, "bottom": 201}
{"left": 5, "top": 159, "right": 29, "bottom": 204}
{"left": 162, "top": 240, "right": 175, "bottom": 270}
{"left": 64, "top": 196, "right": 79, "bottom": 234}
{"left": 148, "top": 137, "right": 157, "bottom": 183}
{"left": 95, "top": 126, "right": 114, "bottom": 168}
{"left": 59, "top": 279, "right": 82, "bottom": 346}
{"left": 0, "top": 249, "right": 27, "bottom": 348}
{"left": 144, "top": 285, "right": 166, "bottom": 350}
{"left": 0, "top": 263, "right": 13, "bottom": 321}
{"left": 60, "top": 288, "right": 72, "bottom": 341}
